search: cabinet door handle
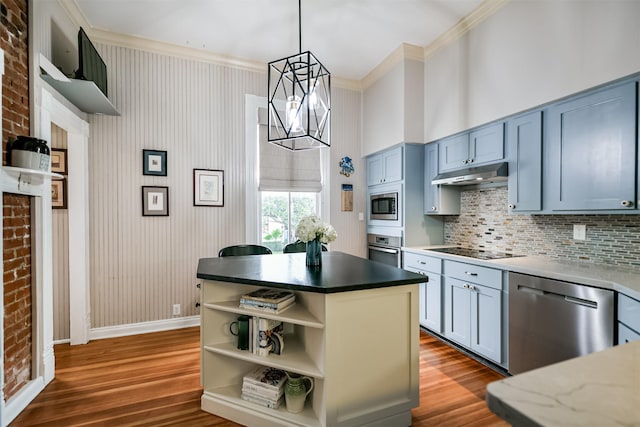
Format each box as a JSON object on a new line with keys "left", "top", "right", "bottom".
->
{"left": 464, "top": 271, "right": 478, "bottom": 276}
{"left": 469, "top": 285, "right": 476, "bottom": 291}
{"left": 468, "top": 158, "right": 474, "bottom": 164}
{"left": 431, "top": 206, "right": 437, "bottom": 211}
{"left": 508, "top": 204, "right": 516, "bottom": 209}
{"left": 463, "top": 283, "right": 469, "bottom": 289}
{"left": 621, "top": 200, "right": 633, "bottom": 207}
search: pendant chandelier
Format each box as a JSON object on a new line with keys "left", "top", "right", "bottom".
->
{"left": 267, "top": 0, "right": 331, "bottom": 150}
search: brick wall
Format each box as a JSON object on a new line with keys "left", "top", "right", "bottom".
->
{"left": 3, "top": 194, "right": 31, "bottom": 399}
{"left": 1, "top": 0, "right": 32, "bottom": 401}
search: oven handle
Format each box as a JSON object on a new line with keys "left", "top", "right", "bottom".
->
{"left": 368, "top": 246, "right": 399, "bottom": 255}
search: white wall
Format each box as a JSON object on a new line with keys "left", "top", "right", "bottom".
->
{"left": 424, "top": 0, "right": 640, "bottom": 142}
{"left": 86, "top": 45, "right": 364, "bottom": 328}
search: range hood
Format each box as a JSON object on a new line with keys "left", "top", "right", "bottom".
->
{"left": 432, "top": 162, "right": 508, "bottom": 186}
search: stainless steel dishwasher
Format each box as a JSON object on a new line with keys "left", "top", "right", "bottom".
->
{"left": 508, "top": 272, "right": 614, "bottom": 374}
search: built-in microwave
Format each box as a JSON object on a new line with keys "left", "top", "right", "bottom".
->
{"left": 370, "top": 192, "right": 398, "bottom": 220}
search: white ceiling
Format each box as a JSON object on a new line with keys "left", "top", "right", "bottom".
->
{"left": 73, "top": 0, "right": 485, "bottom": 81}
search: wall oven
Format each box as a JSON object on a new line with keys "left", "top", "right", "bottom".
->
{"left": 367, "top": 233, "right": 402, "bottom": 268}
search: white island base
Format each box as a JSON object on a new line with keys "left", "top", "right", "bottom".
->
{"left": 200, "top": 280, "right": 419, "bottom": 427}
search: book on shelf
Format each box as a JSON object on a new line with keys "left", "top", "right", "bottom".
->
{"left": 241, "top": 288, "right": 295, "bottom": 304}
{"left": 239, "top": 300, "right": 295, "bottom": 314}
{"left": 239, "top": 295, "right": 296, "bottom": 310}
{"left": 242, "top": 366, "right": 288, "bottom": 391}
{"left": 241, "top": 382, "right": 283, "bottom": 400}
{"left": 240, "top": 391, "right": 283, "bottom": 409}
{"left": 253, "top": 317, "right": 284, "bottom": 356}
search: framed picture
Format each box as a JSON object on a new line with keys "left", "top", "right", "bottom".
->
{"left": 193, "top": 169, "right": 224, "bottom": 207}
{"left": 51, "top": 148, "right": 68, "bottom": 174}
{"left": 51, "top": 180, "right": 67, "bottom": 209}
{"left": 143, "top": 149, "right": 167, "bottom": 176}
{"left": 142, "top": 186, "right": 169, "bottom": 216}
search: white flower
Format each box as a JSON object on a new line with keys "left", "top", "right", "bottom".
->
{"left": 295, "top": 215, "right": 337, "bottom": 243}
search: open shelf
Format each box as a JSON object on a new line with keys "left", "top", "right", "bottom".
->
{"left": 204, "top": 300, "right": 324, "bottom": 329}
{"left": 3, "top": 166, "right": 64, "bottom": 180}
{"left": 204, "top": 338, "right": 324, "bottom": 378}
{"left": 39, "top": 54, "right": 119, "bottom": 116}
{"left": 203, "top": 386, "right": 321, "bottom": 427}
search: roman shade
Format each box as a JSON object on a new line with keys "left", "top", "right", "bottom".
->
{"left": 258, "top": 108, "right": 322, "bottom": 192}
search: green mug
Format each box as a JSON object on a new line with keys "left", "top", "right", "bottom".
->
{"left": 229, "top": 315, "right": 250, "bottom": 350}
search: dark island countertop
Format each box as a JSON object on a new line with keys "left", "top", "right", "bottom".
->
{"left": 197, "top": 251, "right": 426, "bottom": 293}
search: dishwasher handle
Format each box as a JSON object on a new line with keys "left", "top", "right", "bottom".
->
{"left": 516, "top": 285, "right": 598, "bottom": 309}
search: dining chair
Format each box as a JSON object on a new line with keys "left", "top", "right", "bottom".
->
{"left": 218, "top": 244, "right": 273, "bottom": 257}
{"left": 282, "top": 240, "right": 328, "bottom": 253}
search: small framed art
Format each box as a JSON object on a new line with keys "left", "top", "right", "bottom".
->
{"left": 142, "top": 186, "right": 169, "bottom": 216}
{"left": 143, "top": 149, "right": 167, "bottom": 176}
{"left": 193, "top": 169, "right": 224, "bottom": 207}
{"left": 51, "top": 148, "right": 68, "bottom": 174}
{"left": 51, "top": 180, "right": 67, "bottom": 209}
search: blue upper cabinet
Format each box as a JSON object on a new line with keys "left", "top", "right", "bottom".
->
{"left": 507, "top": 111, "right": 543, "bottom": 212}
{"left": 439, "top": 122, "right": 504, "bottom": 172}
{"left": 469, "top": 122, "right": 505, "bottom": 166}
{"left": 438, "top": 133, "right": 470, "bottom": 172}
{"left": 367, "top": 146, "right": 403, "bottom": 186}
{"left": 545, "top": 82, "right": 637, "bottom": 211}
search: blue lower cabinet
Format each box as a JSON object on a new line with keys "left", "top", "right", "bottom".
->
{"left": 470, "top": 285, "right": 502, "bottom": 363}
{"left": 421, "top": 274, "right": 442, "bottom": 333}
{"left": 444, "top": 277, "right": 503, "bottom": 364}
{"left": 444, "top": 279, "right": 471, "bottom": 347}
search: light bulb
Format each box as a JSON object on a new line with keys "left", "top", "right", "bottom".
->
{"left": 286, "top": 95, "right": 303, "bottom": 132}
{"left": 308, "top": 79, "right": 318, "bottom": 110}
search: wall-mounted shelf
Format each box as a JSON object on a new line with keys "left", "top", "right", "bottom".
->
{"left": 0, "top": 166, "right": 63, "bottom": 197}
{"left": 39, "top": 54, "right": 120, "bottom": 116}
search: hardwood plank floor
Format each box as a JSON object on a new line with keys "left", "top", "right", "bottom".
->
{"left": 12, "top": 327, "right": 508, "bottom": 426}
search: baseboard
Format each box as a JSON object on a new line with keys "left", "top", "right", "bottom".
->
{"left": 3, "top": 377, "right": 44, "bottom": 426}
{"left": 89, "top": 316, "right": 200, "bottom": 341}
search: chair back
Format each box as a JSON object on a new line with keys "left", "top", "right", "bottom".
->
{"left": 283, "top": 240, "right": 328, "bottom": 253}
{"left": 218, "top": 244, "right": 273, "bottom": 257}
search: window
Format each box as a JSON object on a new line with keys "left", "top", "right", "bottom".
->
{"left": 260, "top": 191, "right": 318, "bottom": 253}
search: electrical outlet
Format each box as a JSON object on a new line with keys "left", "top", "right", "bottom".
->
{"left": 573, "top": 224, "right": 586, "bottom": 240}
{"left": 172, "top": 304, "right": 181, "bottom": 316}
{"left": 358, "top": 212, "right": 364, "bottom": 221}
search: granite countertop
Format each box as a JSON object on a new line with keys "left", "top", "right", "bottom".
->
{"left": 402, "top": 246, "right": 640, "bottom": 300}
{"left": 486, "top": 341, "right": 640, "bottom": 426}
{"left": 197, "top": 251, "right": 425, "bottom": 293}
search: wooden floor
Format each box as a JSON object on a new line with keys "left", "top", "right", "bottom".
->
{"left": 12, "top": 327, "right": 508, "bottom": 426}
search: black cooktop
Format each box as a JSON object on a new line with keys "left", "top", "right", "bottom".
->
{"left": 428, "top": 247, "right": 522, "bottom": 260}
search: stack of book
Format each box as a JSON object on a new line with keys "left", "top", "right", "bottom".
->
{"left": 239, "top": 288, "right": 296, "bottom": 314}
{"left": 241, "top": 366, "right": 288, "bottom": 409}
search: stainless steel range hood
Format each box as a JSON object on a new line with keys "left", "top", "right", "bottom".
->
{"left": 432, "top": 162, "right": 508, "bottom": 186}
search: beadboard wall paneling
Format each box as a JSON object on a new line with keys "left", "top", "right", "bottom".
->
{"left": 51, "top": 123, "right": 70, "bottom": 340}
{"left": 329, "top": 88, "right": 366, "bottom": 257}
{"left": 88, "top": 45, "right": 265, "bottom": 328}
{"left": 445, "top": 186, "right": 640, "bottom": 268}
{"left": 87, "top": 44, "right": 365, "bottom": 328}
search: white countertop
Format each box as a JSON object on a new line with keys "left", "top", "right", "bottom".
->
{"left": 485, "top": 340, "right": 640, "bottom": 426}
{"left": 402, "top": 246, "right": 640, "bottom": 301}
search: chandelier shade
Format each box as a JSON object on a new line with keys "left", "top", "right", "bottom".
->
{"left": 267, "top": 1, "right": 331, "bottom": 151}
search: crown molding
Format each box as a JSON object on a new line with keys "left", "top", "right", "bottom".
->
{"left": 423, "top": 0, "right": 510, "bottom": 59}
{"left": 58, "top": 0, "right": 361, "bottom": 90}
{"left": 361, "top": 43, "right": 425, "bottom": 90}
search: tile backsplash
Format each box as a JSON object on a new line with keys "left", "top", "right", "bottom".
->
{"left": 444, "top": 186, "right": 640, "bottom": 268}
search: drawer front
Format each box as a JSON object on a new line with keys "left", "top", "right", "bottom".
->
{"left": 404, "top": 252, "right": 441, "bottom": 274}
{"left": 618, "top": 293, "right": 640, "bottom": 332}
{"left": 444, "top": 260, "right": 502, "bottom": 290}
{"left": 618, "top": 322, "right": 640, "bottom": 345}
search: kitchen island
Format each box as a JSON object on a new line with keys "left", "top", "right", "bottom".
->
{"left": 197, "top": 251, "right": 425, "bottom": 427}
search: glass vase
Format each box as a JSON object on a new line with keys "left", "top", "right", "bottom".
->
{"left": 305, "top": 239, "right": 322, "bottom": 267}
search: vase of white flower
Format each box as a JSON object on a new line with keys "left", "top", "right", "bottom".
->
{"left": 295, "top": 215, "right": 337, "bottom": 267}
